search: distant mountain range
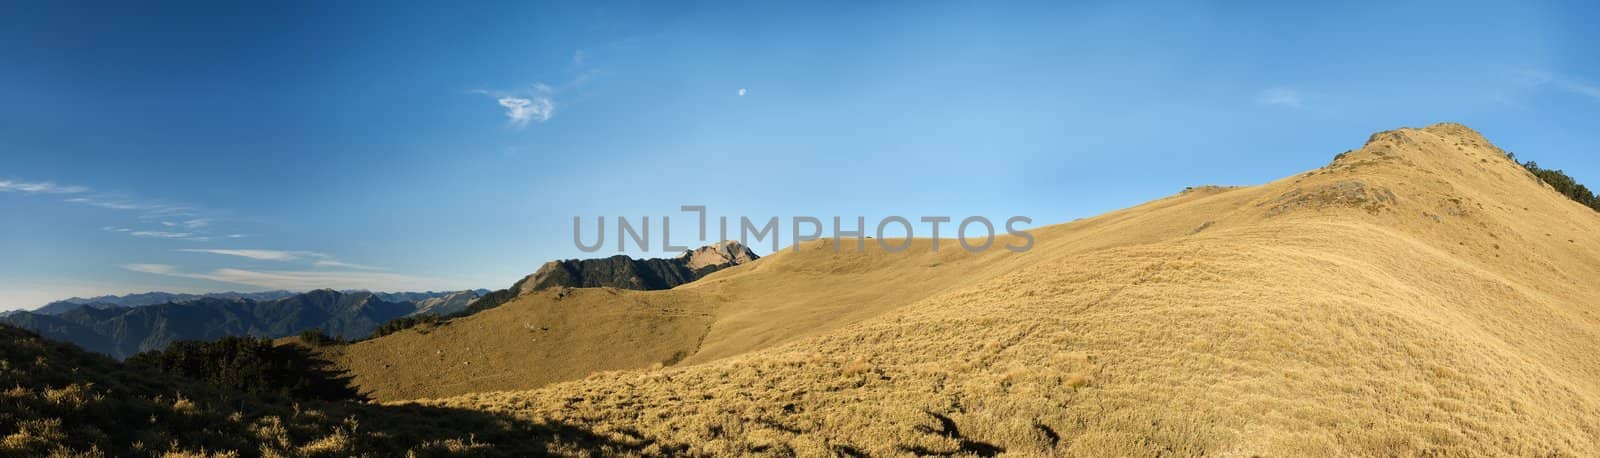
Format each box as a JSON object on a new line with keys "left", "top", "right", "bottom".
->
{"left": 31, "top": 290, "right": 301, "bottom": 315}
{"left": 26, "top": 289, "right": 489, "bottom": 316}
{"left": 0, "top": 241, "right": 756, "bottom": 360}
{"left": 1, "top": 289, "right": 485, "bottom": 359}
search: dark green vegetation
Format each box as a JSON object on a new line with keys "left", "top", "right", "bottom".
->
{"left": 0, "top": 323, "right": 657, "bottom": 456}
{"left": 1, "top": 290, "right": 417, "bottom": 359}
{"left": 370, "top": 314, "right": 445, "bottom": 339}
{"left": 126, "top": 336, "right": 361, "bottom": 402}
{"left": 299, "top": 329, "right": 344, "bottom": 347}
{"left": 1508, "top": 152, "right": 1600, "bottom": 211}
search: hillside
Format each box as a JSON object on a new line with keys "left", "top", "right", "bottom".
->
{"left": 0, "top": 323, "right": 659, "bottom": 456}
{"left": 349, "top": 124, "right": 1600, "bottom": 455}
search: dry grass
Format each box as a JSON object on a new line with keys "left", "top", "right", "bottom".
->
{"left": 383, "top": 124, "right": 1600, "bottom": 456}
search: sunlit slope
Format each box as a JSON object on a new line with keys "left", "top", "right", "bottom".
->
{"left": 419, "top": 124, "right": 1600, "bottom": 456}
{"left": 337, "top": 163, "right": 1257, "bottom": 402}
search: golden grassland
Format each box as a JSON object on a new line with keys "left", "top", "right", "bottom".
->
{"left": 372, "top": 124, "right": 1600, "bottom": 456}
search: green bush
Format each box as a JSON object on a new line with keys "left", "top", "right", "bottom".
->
{"left": 126, "top": 336, "right": 363, "bottom": 402}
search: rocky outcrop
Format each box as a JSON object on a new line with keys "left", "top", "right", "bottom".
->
{"left": 680, "top": 239, "right": 761, "bottom": 272}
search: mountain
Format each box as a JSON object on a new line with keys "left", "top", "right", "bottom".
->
{"left": 31, "top": 290, "right": 300, "bottom": 315}
{"left": 374, "top": 289, "right": 490, "bottom": 304}
{"left": 29, "top": 290, "right": 483, "bottom": 316}
{"left": 457, "top": 240, "right": 760, "bottom": 317}
{"left": 523, "top": 239, "right": 761, "bottom": 292}
{"left": 2, "top": 289, "right": 422, "bottom": 359}
{"left": 408, "top": 290, "right": 483, "bottom": 316}
{"left": 336, "top": 124, "right": 1600, "bottom": 455}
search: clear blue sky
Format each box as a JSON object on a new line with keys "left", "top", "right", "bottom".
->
{"left": 1, "top": 1, "right": 1596, "bottom": 310}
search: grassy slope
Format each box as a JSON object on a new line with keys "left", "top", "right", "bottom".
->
{"left": 394, "top": 124, "right": 1600, "bottom": 456}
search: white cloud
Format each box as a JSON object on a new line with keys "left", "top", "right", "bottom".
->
{"left": 123, "top": 264, "right": 444, "bottom": 292}
{"left": 0, "top": 179, "right": 88, "bottom": 194}
{"left": 178, "top": 249, "right": 319, "bottom": 261}
{"left": 498, "top": 96, "right": 555, "bottom": 127}
{"left": 738, "top": 88, "right": 747, "bottom": 97}
{"left": 1257, "top": 88, "right": 1303, "bottom": 108}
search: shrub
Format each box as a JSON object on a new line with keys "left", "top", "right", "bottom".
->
{"left": 370, "top": 314, "right": 445, "bottom": 340}
{"left": 126, "top": 336, "right": 363, "bottom": 402}
{"left": 1521, "top": 160, "right": 1600, "bottom": 211}
{"left": 299, "top": 329, "right": 342, "bottom": 347}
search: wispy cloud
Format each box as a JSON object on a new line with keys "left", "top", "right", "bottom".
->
{"left": 178, "top": 249, "right": 318, "bottom": 261}
{"left": 161, "top": 219, "right": 210, "bottom": 229}
{"left": 122, "top": 264, "right": 440, "bottom": 291}
{"left": 497, "top": 95, "right": 555, "bottom": 127}
{"left": 311, "top": 259, "right": 383, "bottom": 270}
{"left": 103, "top": 226, "right": 211, "bottom": 241}
{"left": 1256, "top": 88, "right": 1303, "bottom": 108}
{"left": 65, "top": 196, "right": 194, "bottom": 218}
{"left": 474, "top": 48, "right": 601, "bottom": 129}
{"left": 130, "top": 231, "right": 198, "bottom": 239}
{"left": 1506, "top": 70, "right": 1600, "bottom": 104}
{"left": 124, "top": 263, "right": 180, "bottom": 275}
{"left": 0, "top": 179, "right": 88, "bottom": 194}
{"left": 178, "top": 248, "right": 384, "bottom": 270}
{"left": 2, "top": 180, "right": 227, "bottom": 241}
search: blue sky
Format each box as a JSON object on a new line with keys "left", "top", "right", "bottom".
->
{"left": 1, "top": 1, "right": 1597, "bottom": 310}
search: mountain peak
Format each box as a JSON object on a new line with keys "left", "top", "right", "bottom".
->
{"left": 1330, "top": 122, "right": 1515, "bottom": 174}
{"left": 679, "top": 240, "right": 760, "bottom": 271}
